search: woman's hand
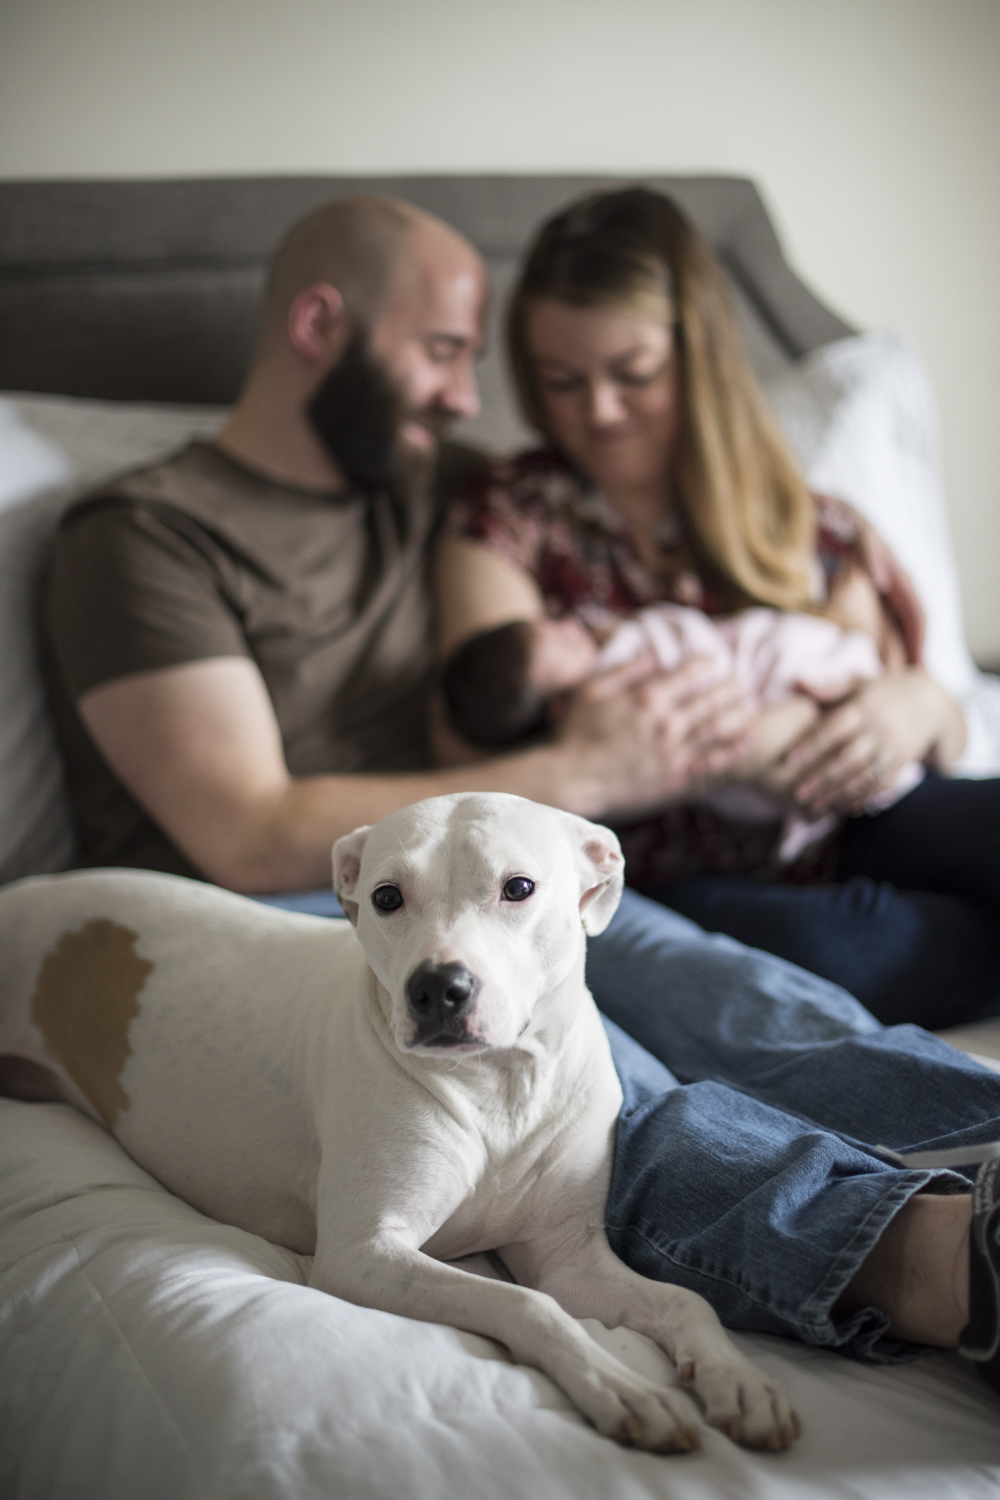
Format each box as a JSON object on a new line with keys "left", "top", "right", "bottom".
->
{"left": 781, "top": 668, "right": 966, "bottom": 816}
{"left": 555, "top": 652, "right": 755, "bottom": 819}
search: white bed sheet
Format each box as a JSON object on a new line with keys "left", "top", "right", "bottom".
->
{"left": 2, "top": 1098, "right": 999, "bottom": 1500}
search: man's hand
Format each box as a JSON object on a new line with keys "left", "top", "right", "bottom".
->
{"left": 555, "top": 652, "right": 755, "bottom": 821}
{"left": 782, "top": 667, "right": 965, "bottom": 816}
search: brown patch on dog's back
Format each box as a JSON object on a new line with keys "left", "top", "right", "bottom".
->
{"left": 31, "top": 920, "right": 153, "bottom": 1128}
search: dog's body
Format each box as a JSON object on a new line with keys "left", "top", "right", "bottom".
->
{"left": 0, "top": 793, "right": 796, "bottom": 1452}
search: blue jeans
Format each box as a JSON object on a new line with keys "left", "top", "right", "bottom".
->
{"left": 649, "top": 773, "right": 1000, "bottom": 1028}
{"left": 256, "top": 885, "right": 1000, "bottom": 1362}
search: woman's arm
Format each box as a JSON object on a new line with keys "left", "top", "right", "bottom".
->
{"left": 848, "top": 508, "right": 925, "bottom": 665}
{"left": 433, "top": 536, "right": 545, "bottom": 660}
{"left": 430, "top": 536, "right": 548, "bottom": 766}
{"left": 825, "top": 559, "right": 907, "bottom": 670}
{"left": 818, "top": 497, "right": 926, "bottom": 665}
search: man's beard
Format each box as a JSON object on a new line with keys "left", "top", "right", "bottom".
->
{"left": 306, "top": 331, "right": 446, "bottom": 498}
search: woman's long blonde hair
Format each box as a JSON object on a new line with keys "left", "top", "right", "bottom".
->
{"left": 508, "top": 188, "right": 818, "bottom": 611}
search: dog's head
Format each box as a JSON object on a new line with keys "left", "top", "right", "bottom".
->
{"left": 332, "top": 793, "right": 623, "bottom": 1055}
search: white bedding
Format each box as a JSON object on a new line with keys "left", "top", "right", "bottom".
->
{"left": 2, "top": 1096, "right": 999, "bottom": 1500}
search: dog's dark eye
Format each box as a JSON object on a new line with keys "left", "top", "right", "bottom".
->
{"left": 371, "top": 884, "right": 404, "bottom": 913}
{"left": 502, "top": 876, "right": 535, "bottom": 903}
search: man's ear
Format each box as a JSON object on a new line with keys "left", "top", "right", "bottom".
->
{"left": 332, "top": 825, "right": 372, "bottom": 927}
{"left": 287, "top": 282, "right": 347, "bottom": 363}
{"left": 561, "top": 814, "right": 625, "bottom": 936}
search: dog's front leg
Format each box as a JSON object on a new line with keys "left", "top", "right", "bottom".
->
{"left": 503, "top": 1227, "right": 798, "bottom": 1450}
{"left": 310, "top": 1229, "right": 705, "bottom": 1453}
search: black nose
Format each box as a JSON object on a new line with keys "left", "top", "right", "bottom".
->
{"left": 406, "top": 961, "right": 480, "bottom": 1029}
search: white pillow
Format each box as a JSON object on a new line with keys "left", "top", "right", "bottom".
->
{"left": 0, "top": 393, "right": 228, "bottom": 885}
{"left": 764, "top": 334, "right": 1000, "bottom": 776}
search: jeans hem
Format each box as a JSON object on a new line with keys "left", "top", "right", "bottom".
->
{"left": 610, "top": 1166, "right": 968, "bottom": 1364}
{"left": 798, "top": 1168, "right": 962, "bottom": 1363}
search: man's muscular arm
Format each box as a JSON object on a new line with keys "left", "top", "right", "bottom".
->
{"left": 79, "top": 653, "right": 751, "bottom": 893}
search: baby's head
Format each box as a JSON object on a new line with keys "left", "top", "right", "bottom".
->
{"left": 443, "top": 616, "right": 599, "bottom": 749}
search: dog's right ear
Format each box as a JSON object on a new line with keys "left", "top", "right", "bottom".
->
{"left": 559, "top": 813, "right": 625, "bottom": 936}
{"left": 332, "top": 825, "right": 372, "bottom": 926}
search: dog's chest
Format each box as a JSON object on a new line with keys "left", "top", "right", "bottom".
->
{"left": 421, "top": 1084, "right": 614, "bottom": 1259}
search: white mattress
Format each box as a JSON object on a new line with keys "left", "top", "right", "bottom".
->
{"left": 2, "top": 1097, "right": 1000, "bottom": 1499}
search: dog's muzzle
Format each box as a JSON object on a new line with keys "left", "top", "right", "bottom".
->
{"left": 406, "top": 961, "right": 481, "bottom": 1047}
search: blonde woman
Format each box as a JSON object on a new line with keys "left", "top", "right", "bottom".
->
{"left": 435, "top": 187, "right": 1000, "bottom": 1028}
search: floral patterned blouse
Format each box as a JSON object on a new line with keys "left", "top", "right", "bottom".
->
{"left": 445, "top": 447, "right": 857, "bottom": 889}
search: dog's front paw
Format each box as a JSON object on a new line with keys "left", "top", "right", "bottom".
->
{"left": 565, "top": 1356, "right": 702, "bottom": 1453}
{"left": 677, "top": 1352, "right": 799, "bottom": 1451}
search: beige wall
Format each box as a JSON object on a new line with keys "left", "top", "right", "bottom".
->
{"left": 2, "top": 0, "right": 998, "bottom": 657}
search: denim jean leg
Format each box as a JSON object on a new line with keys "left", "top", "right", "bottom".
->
{"left": 839, "top": 771, "right": 1000, "bottom": 914}
{"left": 592, "top": 891, "right": 1000, "bottom": 1360}
{"left": 588, "top": 889, "right": 1000, "bottom": 1151}
{"left": 603, "top": 1020, "right": 958, "bottom": 1362}
{"left": 587, "top": 887, "right": 881, "bottom": 1087}
{"left": 645, "top": 874, "right": 1000, "bottom": 1029}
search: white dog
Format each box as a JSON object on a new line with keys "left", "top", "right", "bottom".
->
{"left": 0, "top": 792, "right": 797, "bottom": 1453}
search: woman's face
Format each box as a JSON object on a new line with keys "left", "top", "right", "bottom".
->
{"left": 524, "top": 299, "right": 680, "bottom": 500}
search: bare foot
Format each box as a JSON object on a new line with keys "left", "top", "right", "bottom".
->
{"left": 836, "top": 1190, "right": 971, "bottom": 1345}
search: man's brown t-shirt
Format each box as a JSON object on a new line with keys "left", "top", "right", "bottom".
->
{"left": 39, "top": 440, "right": 478, "bottom": 879}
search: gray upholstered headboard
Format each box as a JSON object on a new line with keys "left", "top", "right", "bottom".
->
{"left": 0, "top": 174, "right": 853, "bottom": 450}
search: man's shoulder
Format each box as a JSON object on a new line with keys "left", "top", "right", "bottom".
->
{"left": 59, "top": 440, "right": 238, "bottom": 536}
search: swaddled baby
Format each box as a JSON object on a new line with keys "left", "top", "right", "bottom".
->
{"left": 442, "top": 603, "right": 924, "bottom": 864}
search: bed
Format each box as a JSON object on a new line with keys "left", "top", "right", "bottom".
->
{"left": 2, "top": 173, "right": 1000, "bottom": 1499}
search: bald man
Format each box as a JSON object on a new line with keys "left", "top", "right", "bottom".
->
{"left": 39, "top": 195, "right": 750, "bottom": 892}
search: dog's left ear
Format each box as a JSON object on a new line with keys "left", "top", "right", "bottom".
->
{"left": 332, "top": 825, "right": 372, "bottom": 926}
{"left": 562, "top": 814, "right": 625, "bottom": 935}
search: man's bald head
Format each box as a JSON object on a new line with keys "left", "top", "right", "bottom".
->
{"left": 258, "top": 195, "right": 480, "bottom": 350}
{"left": 224, "top": 194, "right": 486, "bottom": 494}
